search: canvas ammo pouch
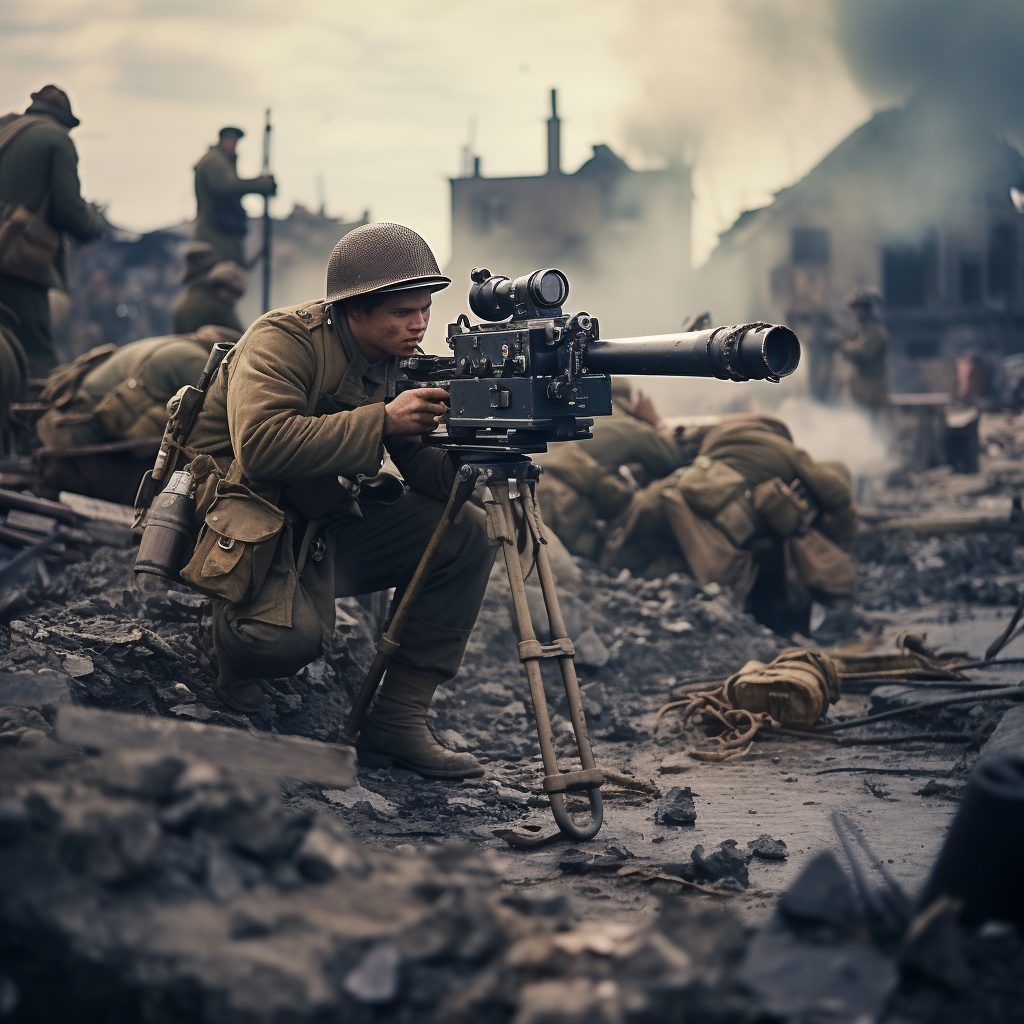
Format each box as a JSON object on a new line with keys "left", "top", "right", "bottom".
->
{"left": 93, "top": 375, "right": 162, "bottom": 440}
{"left": 724, "top": 647, "right": 841, "bottom": 730}
{"left": 751, "top": 476, "right": 810, "bottom": 537}
{"left": 676, "top": 455, "right": 745, "bottom": 518}
{"left": 179, "top": 476, "right": 285, "bottom": 605}
{"left": 0, "top": 196, "right": 60, "bottom": 288}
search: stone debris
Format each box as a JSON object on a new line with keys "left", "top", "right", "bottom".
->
{"left": 748, "top": 833, "right": 789, "bottom": 859}
{"left": 656, "top": 785, "right": 697, "bottom": 826}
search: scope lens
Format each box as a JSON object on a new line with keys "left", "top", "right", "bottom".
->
{"left": 528, "top": 269, "right": 569, "bottom": 308}
{"left": 761, "top": 326, "right": 800, "bottom": 378}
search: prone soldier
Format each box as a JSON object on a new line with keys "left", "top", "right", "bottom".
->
{"left": 185, "top": 223, "right": 497, "bottom": 779}
{"left": 535, "top": 378, "right": 684, "bottom": 559}
{"left": 34, "top": 325, "right": 240, "bottom": 504}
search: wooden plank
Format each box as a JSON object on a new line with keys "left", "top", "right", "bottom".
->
{"left": 56, "top": 707, "right": 356, "bottom": 788}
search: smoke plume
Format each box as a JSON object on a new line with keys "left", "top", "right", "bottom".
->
{"left": 834, "top": 0, "right": 1024, "bottom": 133}
{"left": 617, "top": 0, "right": 869, "bottom": 262}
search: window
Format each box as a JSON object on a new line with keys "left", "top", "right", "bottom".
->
{"left": 472, "top": 196, "right": 507, "bottom": 234}
{"left": 906, "top": 337, "right": 940, "bottom": 359}
{"left": 988, "top": 224, "right": 1016, "bottom": 299}
{"left": 960, "top": 260, "right": 982, "bottom": 306}
{"left": 791, "top": 228, "right": 830, "bottom": 266}
{"left": 883, "top": 236, "right": 936, "bottom": 308}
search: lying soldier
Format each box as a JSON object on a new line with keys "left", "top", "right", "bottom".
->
{"left": 601, "top": 414, "right": 859, "bottom": 637}
{"left": 534, "top": 378, "right": 685, "bottom": 559}
{"left": 35, "top": 324, "right": 240, "bottom": 503}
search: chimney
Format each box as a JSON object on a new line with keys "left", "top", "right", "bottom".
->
{"left": 547, "top": 88, "right": 561, "bottom": 175}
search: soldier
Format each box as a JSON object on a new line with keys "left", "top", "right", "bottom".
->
{"left": 534, "top": 378, "right": 682, "bottom": 559}
{"left": 171, "top": 260, "right": 246, "bottom": 335}
{"left": 0, "top": 85, "right": 105, "bottom": 379}
{"left": 186, "top": 223, "right": 497, "bottom": 780}
{"left": 590, "top": 378, "right": 682, "bottom": 485}
{"left": 839, "top": 287, "right": 889, "bottom": 412}
{"left": 192, "top": 127, "right": 275, "bottom": 265}
{"left": 34, "top": 325, "right": 241, "bottom": 504}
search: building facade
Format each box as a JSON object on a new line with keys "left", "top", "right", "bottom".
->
{"left": 434, "top": 92, "right": 693, "bottom": 343}
{"left": 700, "top": 94, "right": 1024, "bottom": 394}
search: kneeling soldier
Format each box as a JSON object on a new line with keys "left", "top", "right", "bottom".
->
{"left": 187, "top": 223, "right": 497, "bottom": 779}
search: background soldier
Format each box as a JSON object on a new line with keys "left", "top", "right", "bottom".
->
{"left": 171, "top": 260, "right": 246, "bottom": 335}
{"left": 839, "top": 286, "right": 890, "bottom": 412}
{"left": 186, "top": 223, "right": 496, "bottom": 779}
{"left": 192, "top": 127, "right": 275, "bottom": 265}
{"left": 34, "top": 324, "right": 240, "bottom": 503}
{"left": 0, "top": 85, "right": 105, "bottom": 378}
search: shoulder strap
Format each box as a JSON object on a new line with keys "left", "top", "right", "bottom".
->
{"left": 0, "top": 115, "right": 52, "bottom": 163}
{"left": 306, "top": 307, "right": 328, "bottom": 417}
{"left": 38, "top": 343, "right": 117, "bottom": 409}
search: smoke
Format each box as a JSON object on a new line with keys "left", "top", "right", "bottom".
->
{"left": 618, "top": 0, "right": 1024, "bottom": 265}
{"left": 616, "top": 0, "right": 869, "bottom": 263}
{"left": 834, "top": 0, "right": 1024, "bottom": 132}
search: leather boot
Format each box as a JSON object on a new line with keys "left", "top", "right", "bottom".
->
{"left": 357, "top": 668, "right": 484, "bottom": 780}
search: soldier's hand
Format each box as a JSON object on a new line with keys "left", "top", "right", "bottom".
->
{"left": 259, "top": 174, "right": 277, "bottom": 196}
{"left": 630, "top": 390, "right": 662, "bottom": 428}
{"left": 383, "top": 387, "right": 450, "bottom": 436}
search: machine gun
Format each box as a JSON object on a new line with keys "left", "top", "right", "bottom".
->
{"left": 347, "top": 267, "right": 801, "bottom": 845}
{"left": 387, "top": 266, "right": 798, "bottom": 452}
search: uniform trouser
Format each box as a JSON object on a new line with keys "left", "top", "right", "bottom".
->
{"left": 0, "top": 274, "right": 53, "bottom": 379}
{"left": 334, "top": 493, "right": 496, "bottom": 686}
{"left": 212, "top": 492, "right": 497, "bottom": 685}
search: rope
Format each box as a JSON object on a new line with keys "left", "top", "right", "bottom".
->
{"left": 654, "top": 685, "right": 777, "bottom": 762}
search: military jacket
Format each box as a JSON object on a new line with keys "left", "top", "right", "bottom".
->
{"left": 0, "top": 113, "right": 104, "bottom": 279}
{"left": 189, "top": 300, "right": 454, "bottom": 519}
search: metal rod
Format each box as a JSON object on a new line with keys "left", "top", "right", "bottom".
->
{"left": 261, "top": 108, "right": 273, "bottom": 314}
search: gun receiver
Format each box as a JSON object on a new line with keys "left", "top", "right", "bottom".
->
{"left": 388, "top": 267, "right": 800, "bottom": 453}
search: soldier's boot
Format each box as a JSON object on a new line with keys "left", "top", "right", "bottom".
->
{"left": 356, "top": 667, "right": 484, "bottom": 780}
{"left": 209, "top": 649, "right": 270, "bottom": 715}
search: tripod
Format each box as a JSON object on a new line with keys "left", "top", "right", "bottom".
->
{"left": 343, "top": 451, "right": 604, "bottom": 842}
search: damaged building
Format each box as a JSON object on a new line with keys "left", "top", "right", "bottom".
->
{"left": 700, "top": 92, "right": 1024, "bottom": 394}
{"left": 433, "top": 91, "right": 693, "bottom": 340}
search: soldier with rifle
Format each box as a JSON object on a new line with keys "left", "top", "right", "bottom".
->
{"left": 184, "top": 223, "right": 496, "bottom": 779}
{"left": 192, "top": 127, "right": 276, "bottom": 265}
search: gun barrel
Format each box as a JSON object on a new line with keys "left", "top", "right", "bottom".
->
{"left": 583, "top": 323, "right": 800, "bottom": 382}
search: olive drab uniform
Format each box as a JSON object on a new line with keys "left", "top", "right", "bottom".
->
{"left": 34, "top": 328, "right": 233, "bottom": 503}
{"left": 186, "top": 300, "right": 496, "bottom": 687}
{"left": 171, "top": 279, "right": 244, "bottom": 336}
{"left": 535, "top": 396, "right": 682, "bottom": 559}
{"left": 192, "top": 145, "right": 274, "bottom": 265}
{"left": 841, "top": 319, "right": 889, "bottom": 410}
{"left": 0, "top": 90, "right": 104, "bottom": 378}
{"left": 602, "top": 416, "right": 858, "bottom": 625}
{"left": 0, "top": 300, "right": 28, "bottom": 414}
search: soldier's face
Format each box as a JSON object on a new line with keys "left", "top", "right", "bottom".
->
{"left": 348, "top": 289, "right": 433, "bottom": 361}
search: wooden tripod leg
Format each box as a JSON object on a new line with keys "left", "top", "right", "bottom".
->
{"left": 487, "top": 482, "right": 603, "bottom": 841}
{"left": 522, "top": 483, "right": 600, "bottom": 774}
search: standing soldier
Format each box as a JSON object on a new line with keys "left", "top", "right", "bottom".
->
{"left": 192, "top": 127, "right": 276, "bottom": 265}
{"left": 839, "top": 287, "right": 890, "bottom": 412}
{"left": 0, "top": 85, "right": 105, "bottom": 379}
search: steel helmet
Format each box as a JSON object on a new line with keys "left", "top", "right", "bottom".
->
{"left": 326, "top": 222, "right": 450, "bottom": 304}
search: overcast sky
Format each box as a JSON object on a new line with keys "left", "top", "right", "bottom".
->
{"left": 1, "top": 0, "right": 872, "bottom": 266}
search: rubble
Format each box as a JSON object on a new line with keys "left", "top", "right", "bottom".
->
{"left": 0, "top": 432, "right": 1023, "bottom": 1018}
